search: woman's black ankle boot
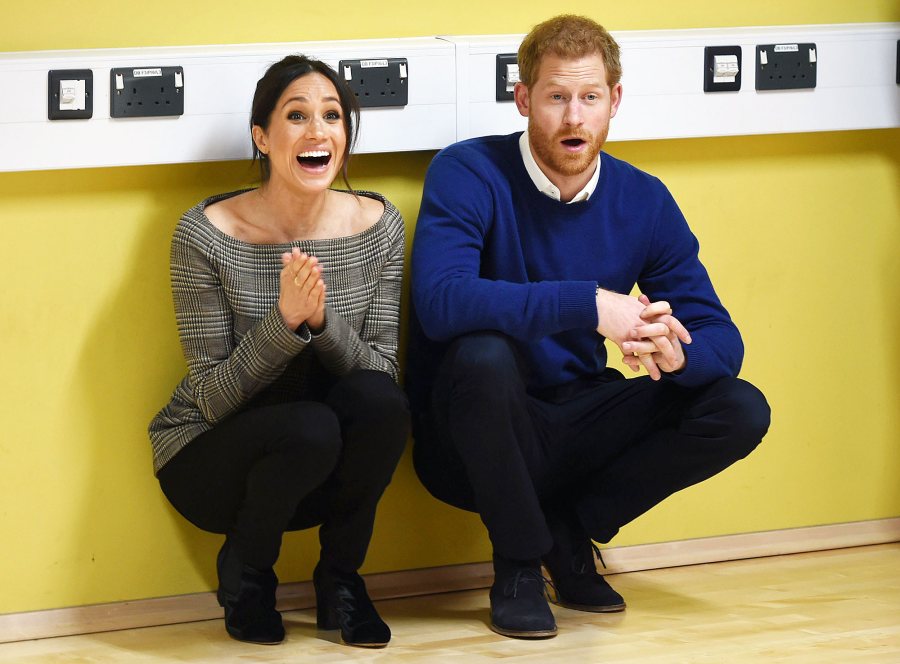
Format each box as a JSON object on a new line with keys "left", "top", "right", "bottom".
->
{"left": 216, "top": 539, "right": 285, "bottom": 645}
{"left": 313, "top": 562, "right": 390, "bottom": 647}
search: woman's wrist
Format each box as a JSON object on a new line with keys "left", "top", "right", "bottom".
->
{"left": 306, "top": 309, "right": 326, "bottom": 335}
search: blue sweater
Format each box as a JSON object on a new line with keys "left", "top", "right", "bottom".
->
{"left": 408, "top": 132, "right": 742, "bottom": 412}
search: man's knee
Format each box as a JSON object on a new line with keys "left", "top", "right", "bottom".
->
{"left": 446, "top": 332, "right": 520, "bottom": 387}
{"left": 707, "top": 377, "right": 771, "bottom": 458}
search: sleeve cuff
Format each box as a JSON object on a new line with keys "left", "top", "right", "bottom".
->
{"left": 261, "top": 306, "right": 311, "bottom": 357}
{"left": 664, "top": 342, "right": 714, "bottom": 387}
{"left": 559, "top": 281, "right": 600, "bottom": 329}
{"left": 309, "top": 305, "right": 344, "bottom": 354}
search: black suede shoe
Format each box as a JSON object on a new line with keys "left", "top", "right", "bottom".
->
{"left": 216, "top": 540, "right": 285, "bottom": 645}
{"left": 543, "top": 536, "right": 625, "bottom": 613}
{"left": 489, "top": 555, "right": 557, "bottom": 639}
{"left": 313, "top": 563, "right": 390, "bottom": 648}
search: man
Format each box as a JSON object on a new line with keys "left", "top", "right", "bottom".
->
{"left": 407, "top": 15, "right": 770, "bottom": 639}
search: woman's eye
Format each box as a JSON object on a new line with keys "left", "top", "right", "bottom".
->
{"left": 325, "top": 111, "right": 340, "bottom": 121}
{"left": 287, "top": 111, "right": 304, "bottom": 121}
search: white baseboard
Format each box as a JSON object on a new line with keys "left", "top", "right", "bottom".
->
{"left": 1, "top": 517, "right": 897, "bottom": 644}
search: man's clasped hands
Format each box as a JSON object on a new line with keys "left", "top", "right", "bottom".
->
{"left": 595, "top": 289, "right": 693, "bottom": 381}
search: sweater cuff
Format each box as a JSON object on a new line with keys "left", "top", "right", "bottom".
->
{"left": 664, "top": 342, "right": 715, "bottom": 388}
{"left": 261, "top": 305, "right": 311, "bottom": 357}
{"left": 558, "top": 281, "right": 600, "bottom": 329}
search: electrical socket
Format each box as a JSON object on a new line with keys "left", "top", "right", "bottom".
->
{"left": 110, "top": 66, "right": 184, "bottom": 118}
{"left": 755, "top": 43, "right": 817, "bottom": 90}
{"left": 496, "top": 53, "right": 518, "bottom": 101}
{"left": 338, "top": 58, "right": 408, "bottom": 108}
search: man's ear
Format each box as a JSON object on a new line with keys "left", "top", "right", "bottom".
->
{"left": 514, "top": 81, "right": 530, "bottom": 118}
{"left": 251, "top": 125, "right": 268, "bottom": 155}
{"left": 608, "top": 83, "right": 623, "bottom": 119}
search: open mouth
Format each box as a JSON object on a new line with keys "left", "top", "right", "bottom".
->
{"left": 296, "top": 150, "right": 332, "bottom": 168}
{"left": 561, "top": 138, "right": 586, "bottom": 147}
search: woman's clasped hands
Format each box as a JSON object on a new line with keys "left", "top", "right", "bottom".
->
{"left": 279, "top": 248, "right": 326, "bottom": 333}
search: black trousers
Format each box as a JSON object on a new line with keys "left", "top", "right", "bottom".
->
{"left": 159, "top": 369, "right": 409, "bottom": 572}
{"left": 413, "top": 332, "right": 771, "bottom": 560}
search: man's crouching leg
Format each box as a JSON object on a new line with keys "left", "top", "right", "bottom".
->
{"left": 413, "top": 332, "right": 557, "bottom": 638}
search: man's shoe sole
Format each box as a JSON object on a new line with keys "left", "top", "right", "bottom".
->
{"left": 489, "top": 623, "right": 558, "bottom": 639}
{"left": 549, "top": 596, "right": 626, "bottom": 613}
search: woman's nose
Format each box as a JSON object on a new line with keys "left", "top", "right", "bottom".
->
{"left": 307, "top": 116, "right": 325, "bottom": 137}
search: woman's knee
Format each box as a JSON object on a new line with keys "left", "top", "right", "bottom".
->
{"left": 329, "top": 371, "right": 410, "bottom": 427}
{"left": 269, "top": 401, "right": 343, "bottom": 465}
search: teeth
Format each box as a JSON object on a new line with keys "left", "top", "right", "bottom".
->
{"left": 298, "top": 150, "right": 330, "bottom": 158}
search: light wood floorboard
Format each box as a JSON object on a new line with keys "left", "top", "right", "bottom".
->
{"left": 1, "top": 543, "right": 897, "bottom": 663}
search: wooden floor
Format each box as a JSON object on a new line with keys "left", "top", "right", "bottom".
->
{"left": 2, "top": 543, "right": 898, "bottom": 663}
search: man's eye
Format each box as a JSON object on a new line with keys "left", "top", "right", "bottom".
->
{"left": 551, "top": 94, "right": 564, "bottom": 101}
{"left": 585, "top": 94, "right": 598, "bottom": 101}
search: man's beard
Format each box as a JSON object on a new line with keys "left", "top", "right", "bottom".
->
{"left": 529, "top": 119, "right": 606, "bottom": 177}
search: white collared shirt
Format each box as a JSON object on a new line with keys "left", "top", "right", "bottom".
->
{"left": 518, "top": 130, "right": 601, "bottom": 204}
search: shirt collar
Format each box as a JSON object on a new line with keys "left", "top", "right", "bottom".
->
{"left": 518, "top": 130, "right": 600, "bottom": 204}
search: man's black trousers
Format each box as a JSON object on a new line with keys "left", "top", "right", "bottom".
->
{"left": 412, "top": 332, "right": 771, "bottom": 560}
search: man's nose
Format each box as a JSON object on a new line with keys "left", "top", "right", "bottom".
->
{"left": 563, "top": 100, "right": 583, "bottom": 126}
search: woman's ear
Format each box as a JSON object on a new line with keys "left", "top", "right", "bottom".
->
{"left": 251, "top": 125, "right": 268, "bottom": 155}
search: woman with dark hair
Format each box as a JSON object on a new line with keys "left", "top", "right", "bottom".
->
{"left": 148, "top": 55, "right": 409, "bottom": 648}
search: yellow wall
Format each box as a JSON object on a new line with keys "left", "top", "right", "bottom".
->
{"left": 1, "top": 2, "right": 898, "bottom": 615}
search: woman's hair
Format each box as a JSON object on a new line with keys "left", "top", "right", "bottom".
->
{"left": 250, "top": 55, "right": 361, "bottom": 189}
{"left": 517, "top": 15, "right": 622, "bottom": 88}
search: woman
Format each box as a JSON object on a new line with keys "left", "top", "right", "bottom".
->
{"left": 148, "top": 55, "right": 409, "bottom": 648}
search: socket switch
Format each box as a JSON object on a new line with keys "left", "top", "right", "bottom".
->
{"left": 48, "top": 69, "right": 93, "bottom": 120}
{"left": 496, "top": 53, "right": 519, "bottom": 101}
{"left": 703, "top": 46, "right": 741, "bottom": 92}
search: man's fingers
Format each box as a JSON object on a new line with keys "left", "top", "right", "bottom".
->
{"left": 638, "top": 297, "right": 692, "bottom": 345}
{"left": 637, "top": 352, "right": 661, "bottom": 381}
{"left": 648, "top": 334, "right": 677, "bottom": 364}
{"left": 631, "top": 323, "right": 670, "bottom": 339}
{"left": 625, "top": 337, "right": 675, "bottom": 367}
{"left": 659, "top": 313, "right": 692, "bottom": 344}
{"left": 640, "top": 300, "right": 672, "bottom": 319}
{"left": 622, "top": 340, "right": 658, "bottom": 355}
{"left": 642, "top": 313, "right": 692, "bottom": 345}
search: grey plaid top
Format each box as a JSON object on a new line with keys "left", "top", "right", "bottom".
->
{"left": 148, "top": 189, "right": 404, "bottom": 474}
